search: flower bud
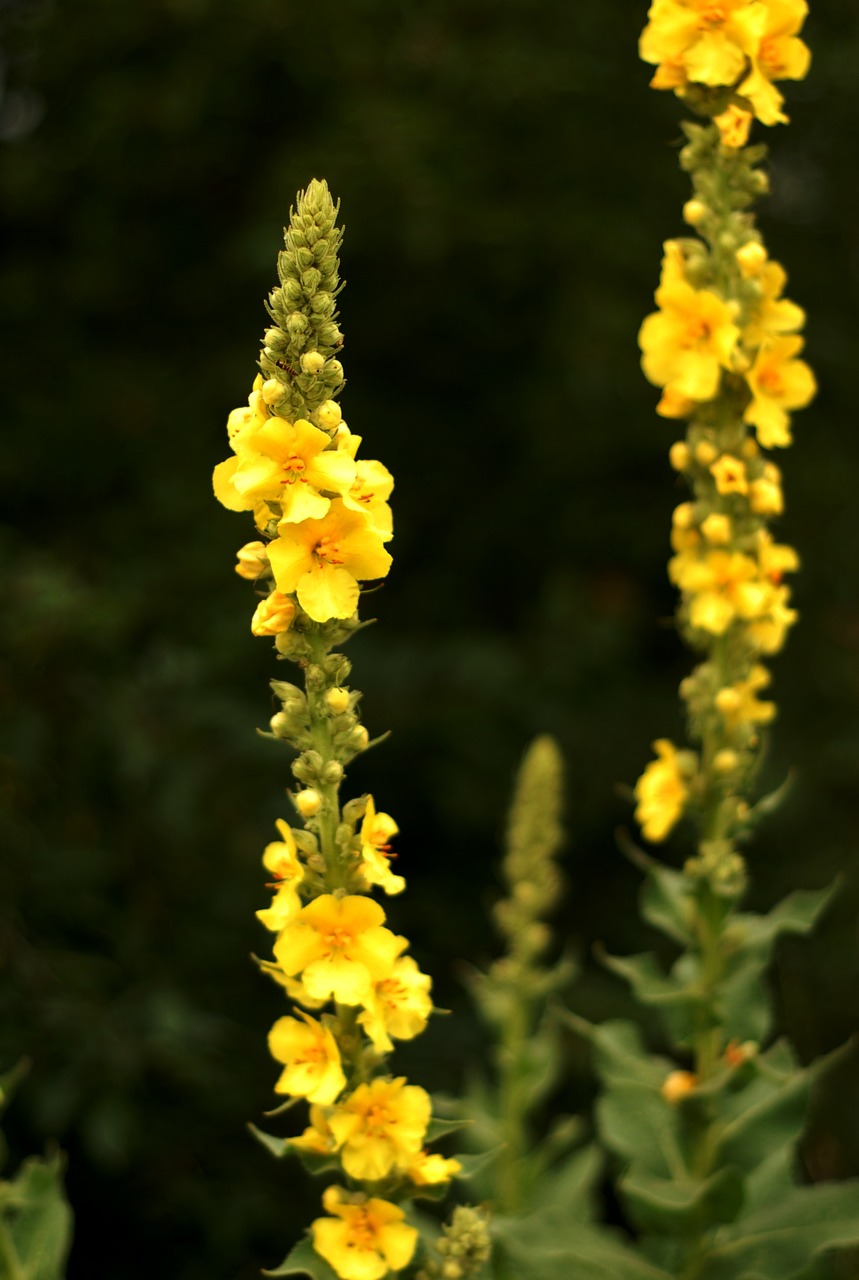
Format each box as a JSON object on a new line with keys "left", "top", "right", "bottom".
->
{"left": 325, "top": 687, "right": 351, "bottom": 714}
{"left": 694, "top": 440, "right": 718, "bottom": 467}
{"left": 701, "top": 513, "right": 731, "bottom": 545}
{"left": 264, "top": 327, "right": 287, "bottom": 350}
{"left": 715, "top": 687, "right": 742, "bottom": 716}
{"left": 315, "top": 399, "right": 342, "bottom": 431}
{"left": 669, "top": 441, "right": 690, "bottom": 471}
{"left": 287, "top": 313, "right": 309, "bottom": 338}
{"left": 294, "top": 788, "right": 322, "bottom": 818}
{"left": 661, "top": 1070, "right": 697, "bottom": 1105}
{"left": 713, "top": 749, "right": 739, "bottom": 774}
{"left": 350, "top": 726, "right": 369, "bottom": 751}
{"left": 261, "top": 377, "right": 285, "bottom": 405}
{"left": 321, "top": 760, "right": 344, "bottom": 785}
{"left": 300, "top": 351, "right": 325, "bottom": 374}
{"left": 682, "top": 199, "right": 707, "bottom": 226}
{"left": 270, "top": 711, "right": 291, "bottom": 737}
{"left": 672, "top": 502, "right": 695, "bottom": 530}
{"left": 235, "top": 541, "right": 269, "bottom": 580}
{"left": 251, "top": 592, "right": 295, "bottom": 637}
{"left": 749, "top": 479, "right": 783, "bottom": 516}
{"left": 736, "top": 240, "right": 767, "bottom": 278}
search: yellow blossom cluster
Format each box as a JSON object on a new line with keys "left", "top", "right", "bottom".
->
{"left": 640, "top": 0, "right": 811, "bottom": 131}
{"left": 633, "top": 32, "right": 811, "bottom": 851}
{"left": 217, "top": 183, "right": 467, "bottom": 1280}
{"left": 215, "top": 374, "right": 393, "bottom": 627}
{"left": 640, "top": 239, "right": 815, "bottom": 447}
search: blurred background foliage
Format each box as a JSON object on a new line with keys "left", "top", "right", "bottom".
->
{"left": 0, "top": 0, "right": 858, "bottom": 1275}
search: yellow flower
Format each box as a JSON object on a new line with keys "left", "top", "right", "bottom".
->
{"left": 235, "top": 541, "right": 269, "bottom": 580}
{"left": 273, "top": 895, "right": 401, "bottom": 1006}
{"left": 256, "top": 820, "right": 305, "bottom": 932}
{"left": 744, "top": 336, "right": 816, "bottom": 449}
{"left": 640, "top": 0, "right": 767, "bottom": 91}
{"left": 343, "top": 460, "right": 395, "bottom": 537}
{"left": 746, "top": 582, "right": 797, "bottom": 653}
{"left": 715, "top": 664, "right": 776, "bottom": 729}
{"left": 359, "top": 797, "right": 405, "bottom": 896}
{"left": 311, "top": 1186, "right": 418, "bottom": 1280}
{"left": 357, "top": 955, "right": 434, "bottom": 1054}
{"left": 408, "top": 1152, "right": 462, "bottom": 1186}
{"left": 268, "top": 1012, "right": 346, "bottom": 1105}
{"left": 710, "top": 454, "right": 748, "bottom": 496}
{"left": 736, "top": 0, "right": 811, "bottom": 125}
{"left": 220, "top": 416, "right": 357, "bottom": 523}
{"left": 714, "top": 104, "right": 753, "bottom": 148}
{"left": 744, "top": 260, "right": 805, "bottom": 347}
{"left": 634, "top": 739, "right": 692, "bottom": 843}
{"left": 251, "top": 590, "right": 296, "bottom": 637}
{"left": 640, "top": 245, "right": 740, "bottom": 403}
{"left": 267, "top": 501, "right": 393, "bottom": 623}
{"left": 291, "top": 1104, "right": 337, "bottom": 1155}
{"left": 748, "top": 475, "right": 783, "bottom": 515}
{"left": 670, "top": 548, "right": 768, "bottom": 634}
{"left": 328, "top": 1077, "right": 431, "bottom": 1181}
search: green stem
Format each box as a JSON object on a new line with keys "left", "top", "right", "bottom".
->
{"left": 496, "top": 992, "right": 531, "bottom": 1215}
{"left": 306, "top": 628, "right": 345, "bottom": 890}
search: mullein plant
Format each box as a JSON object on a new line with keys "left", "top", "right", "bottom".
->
{"left": 463, "top": 736, "right": 583, "bottom": 1218}
{"left": 213, "top": 180, "right": 486, "bottom": 1280}
{"left": 563, "top": 4, "right": 859, "bottom": 1279}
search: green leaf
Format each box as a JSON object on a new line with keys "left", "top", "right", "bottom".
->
{"left": 248, "top": 1123, "right": 291, "bottom": 1159}
{"left": 528, "top": 1143, "right": 602, "bottom": 1220}
{"left": 454, "top": 1145, "right": 505, "bottom": 1181}
{"left": 586, "top": 1019, "right": 670, "bottom": 1090}
{"left": 425, "top": 1115, "right": 473, "bottom": 1144}
{"left": 702, "top": 1181, "right": 859, "bottom": 1279}
{"left": 3, "top": 1154, "right": 73, "bottom": 1280}
{"left": 264, "top": 1236, "right": 341, "bottom": 1280}
{"left": 620, "top": 1163, "right": 744, "bottom": 1236}
{"left": 719, "top": 885, "right": 837, "bottom": 1043}
{"left": 597, "top": 1082, "right": 688, "bottom": 1182}
{"left": 635, "top": 852, "right": 696, "bottom": 947}
{"left": 492, "top": 1217, "right": 675, "bottom": 1280}
{"left": 247, "top": 1125, "right": 340, "bottom": 1175}
{"left": 599, "top": 950, "right": 708, "bottom": 1047}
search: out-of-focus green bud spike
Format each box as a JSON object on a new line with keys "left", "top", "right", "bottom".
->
{"left": 259, "top": 178, "right": 346, "bottom": 423}
{"left": 503, "top": 735, "right": 564, "bottom": 893}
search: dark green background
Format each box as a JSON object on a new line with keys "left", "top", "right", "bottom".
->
{"left": 1, "top": 1, "right": 858, "bottom": 1276}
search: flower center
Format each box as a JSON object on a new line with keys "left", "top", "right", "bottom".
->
{"left": 686, "top": 316, "right": 713, "bottom": 346}
{"left": 759, "top": 37, "right": 784, "bottom": 74}
{"left": 281, "top": 455, "right": 306, "bottom": 485}
{"left": 364, "top": 1103, "right": 392, "bottom": 1136}
{"left": 699, "top": 3, "right": 727, "bottom": 29}
{"left": 315, "top": 535, "right": 344, "bottom": 565}
{"left": 757, "top": 367, "right": 784, "bottom": 395}
{"left": 323, "top": 927, "right": 354, "bottom": 957}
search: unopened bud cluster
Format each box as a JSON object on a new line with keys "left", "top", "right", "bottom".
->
{"left": 415, "top": 1207, "right": 492, "bottom": 1280}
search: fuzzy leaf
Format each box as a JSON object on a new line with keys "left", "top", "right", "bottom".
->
{"left": 585, "top": 1018, "right": 670, "bottom": 1089}
{"left": 599, "top": 950, "right": 708, "bottom": 1046}
{"left": 3, "top": 1154, "right": 73, "bottom": 1280}
{"left": 640, "top": 859, "right": 696, "bottom": 947}
{"left": 620, "top": 1163, "right": 744, "bottom": 1236}
{"left": 702, "top": 1182, "right": 859, "bottom": 1279}
{"left": 425, "top": 1115, "right": 473, "bottom": 1144}
{"left": 454, "top": 1145, "right": 505, "bottom": 1181}
{"left": 719, "top": 885, "right": 837, "bottom": 1043}
{"left": 248, "top": 1125, "right": 341, "bottom": 1175}
{"left": 597, "top": 1082, "right": 688, "bottom": 1182}
{"left": 530, "top": 1143, "right": 602, "bottom": 1220}
{"left": 264, "top": 1236, "right": 341, "bottom": 1280}
{"left": 492, "top": 1217, "right": 675, "bottom": 1280}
